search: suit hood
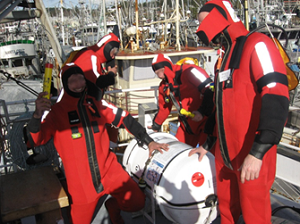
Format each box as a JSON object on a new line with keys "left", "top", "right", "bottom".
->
{"left": 152, "top": 54, "right": 176, "bottom": 83}
{"left": 196, "top": 0, "right": 248, "bottom": 46}
{"left": 60, "top": 63, "right": 85, "bottom": 98}
{"left": 88, "top": 33, "right": 120, "bottom": 63}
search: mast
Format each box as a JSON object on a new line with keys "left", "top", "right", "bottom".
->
{"left": 118, "top": 3, "right": 123, "bottom": 49}
{"left": 88, "top": 0, "right": 95, "bottom": 44}
{"left": 35, "top": 0, "right": 65, "bottom": 67}
{"left": 60, "top": 0, "right": 65, "bottom": 45}
{"left": 244, "top": 0, "right": 249, "bottom": 31}
{"left": 176, "top": 0, "right": 180, "bottom": 51}
{"left": 259, "top": 0, "right": 263, "bottom": 27}
{"left": 115, "top": 0, "right": 123, "bottom": 49}
{"left": 135, "top": 0, "right": 139, "bottom": 49}
{"left": 164, "top": 0, "right": 167, "bottom": 42}
{"left": 78, "top": 0, "right": 86, "bottom": 46}
{"left": 146, "top": 0, "right": 149, "bottom": 20}
{"left": 103, "top": 0, "right": 107, "bottom": 34}
{"left": 97, "top": 0, "right": 107, "bottom": 40}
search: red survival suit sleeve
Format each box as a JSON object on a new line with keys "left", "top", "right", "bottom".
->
{"left": 248, "top": 35, "right": 289, "bottom": 159}
{"left": 182, "top": 66, "right": 214, "bottom": 116}
{"left": 183, "top": 66, "right": 211, "bottom": 93}
{"left": 26, "top": 111, "right": 56, "bottom": 147}
{"left": 101, "top": 100, "right": 154, "bottom": 146}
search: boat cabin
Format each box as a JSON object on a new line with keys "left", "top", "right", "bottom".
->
{"left": 0, "top": 39, "right": 41, "bottom": 79}
{"left": 108, "top": 47, "right": 218, "bottom": 114}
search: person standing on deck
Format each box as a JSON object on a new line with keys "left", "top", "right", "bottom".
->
{"left": 64, "top": 33, "right": 120, "bottom": 101}
{"left": 188, "top": 0, "right": 290, "bottom": 223}
{"left": 24, "top": 63, "right": 169, "bottom": 224}
{"left": 148, "top": 53, "right": 214, "bottom": 147}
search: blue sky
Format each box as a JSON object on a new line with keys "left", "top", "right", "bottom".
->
{"left": 42, "top": 0, "right": 107, "bottom": 8}
{"left": 43, "top": 0, "right": 83, "bottom": 8}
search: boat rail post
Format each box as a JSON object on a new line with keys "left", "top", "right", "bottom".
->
{"left": 0, "top": 99, "right": 13, "bottom": 174}
{"left": 154, "top": 87, "right": 159, "bottom": 105}
{"left": 125, "top": 92, "right": 129, "bottom": 112}
{"left": 0, "top": 99, "right": 13, "bottom": 137}
{"left": 244, "top": 0, "right": 249, "bottom": 31}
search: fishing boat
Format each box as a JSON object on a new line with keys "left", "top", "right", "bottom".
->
{"left": 0, "top": 38, "right": 42, "bottom": 80}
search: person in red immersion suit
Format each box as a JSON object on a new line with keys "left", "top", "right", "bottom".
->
{"left": 148, "top": 53, "right": 214, "bottom": 147}
{"left": 69, "top": 33, "right": 120, "bottom": 100}
{"left": 25, "top": 63, "right": 169, "bottom": 224}
{"left": 188, "top": 0, "right": 290, "bottom": 223}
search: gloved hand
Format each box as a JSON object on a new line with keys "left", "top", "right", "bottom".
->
{"left": 96, "top": 72, "right": 115, "bottom": 88}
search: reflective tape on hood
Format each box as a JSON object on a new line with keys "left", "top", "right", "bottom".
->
{"left": 196, "top": 0, "right": 245, "bottom": 46}
{"left": 152, "top": 54, "right": 173, "bottom": 71}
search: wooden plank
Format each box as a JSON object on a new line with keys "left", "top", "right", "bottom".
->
{"left": 0, "top": 166, "right": 69, "bottom": 222}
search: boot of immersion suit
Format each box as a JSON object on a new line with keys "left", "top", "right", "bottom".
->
{"left": 105, "top": 197, "right": 125, "bottom": 224}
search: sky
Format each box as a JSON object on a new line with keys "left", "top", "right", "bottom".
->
{"left": 42, "top": 0, "right": 114, "bottom": 9}
{"left": 43, "top": 0, "right": 80, "bottom": 8}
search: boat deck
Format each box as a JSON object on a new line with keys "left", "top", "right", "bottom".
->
{"left": 89, "top": 195, "right": 221, "bottom": 224}
{"left": 88, "top": 193, "right": 300, "bottom": 224}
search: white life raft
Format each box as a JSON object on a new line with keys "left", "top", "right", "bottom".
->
{"left": 122, "top": 132, "right": 218, "bottom": 224}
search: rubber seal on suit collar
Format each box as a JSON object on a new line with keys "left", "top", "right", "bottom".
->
{"left": 104, "top": 41, "right": 120, "bottom": 61}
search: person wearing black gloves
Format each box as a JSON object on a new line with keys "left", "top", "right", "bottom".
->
{"left": 25, "top": 63, "right": 169, "bottom": 224}
{"left": 65, "top": 33, "right": 120, "bottom": 100}
{"left": 189, "top": 1, "right": 289, "bottom": 223}
{"left": 149, "top": 53, "right": 214, "bottom": 147}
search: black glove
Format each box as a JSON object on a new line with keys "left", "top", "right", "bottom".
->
{"left": 96, "top": 72, "right": 115, "bottom": 88}
{"left": 152, "top": 122, "right": 161, "bottom": 132}
{"left": 106, "top": 59, "right": 116, "bottom": 69}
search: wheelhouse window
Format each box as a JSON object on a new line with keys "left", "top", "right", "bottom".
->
{"left": 11, "top": 59, "right": 23, "bottom": 67}
{"left": 133, "top": 58, "right": 155, "bottom": 81}
{"left": 116, "top": 60, "right": 130, "bottom": 81}
{"left": 0, "top": 59, "right": 9, "bottom": 68}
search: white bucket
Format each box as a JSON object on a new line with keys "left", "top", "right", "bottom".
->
{"left": 122, "top": 132, "right": 218, "bottom": 224}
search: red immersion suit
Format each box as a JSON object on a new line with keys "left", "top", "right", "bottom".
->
{"left": 197, "top": 0, "right": 290, "bottom": 223}
{"left": 27, "top": 64, "right": 151, "bottom": 224}
{"left": 61, "top": 33, "right": 120, "bottom": 101}
{"left": 151, "top": 54, "right": 214, "bottom": 147}
{"left": 72, "top": 33, "right": 120, "bottom": 83}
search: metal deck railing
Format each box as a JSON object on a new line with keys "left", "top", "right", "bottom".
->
{"left": 0, "top": 86, "right": 162, "bottom": 174}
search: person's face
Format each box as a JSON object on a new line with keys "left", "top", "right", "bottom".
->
{"left": 67, "top": 74, "right": 86, "bottom": 92}
{"left": 110, "top": 47, "right": 119, "bottom": 59}
{"left": 198, "top": 11, "right": 222, "bottom": 46}
{"left": 155, "top": 68, "right": 165, "bottom": 79}
{"left": 198, "top": 11, "right": 209, "bottom": 25}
